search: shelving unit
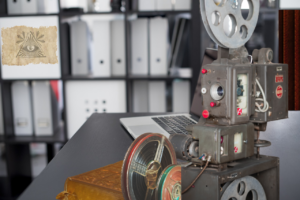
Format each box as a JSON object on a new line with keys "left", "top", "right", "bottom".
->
{"left": 0, "top": 0, "right": 200, "bottom": 199}
{"left": 0, "top": 0, "right": 279, "bottom": 198}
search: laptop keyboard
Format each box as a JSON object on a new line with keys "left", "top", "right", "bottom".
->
{"left": 152, "top": 115, "right": 197, "bottom": 135}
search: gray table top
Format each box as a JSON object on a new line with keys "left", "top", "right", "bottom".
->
{"left": 19, "top": 112, "right": 300, "bottom": 200}
{"left": 19, "top": 113, "right": 161, "bottom": 200}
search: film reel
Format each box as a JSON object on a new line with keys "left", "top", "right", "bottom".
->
{"left": 122, "top": 133, "right": 177, "bottom": 200}
{"left": 221, "top": 176, "right": 267, "bottom": 200}
{"left": 156, "top": 165, "right": 181, "bottom": 200}
{"left": 200, "top": 0, "right": 260, "bottom": 48}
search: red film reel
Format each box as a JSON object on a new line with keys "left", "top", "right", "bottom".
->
{"left": 121, "top": 133, "right": 177, "bottom": 200}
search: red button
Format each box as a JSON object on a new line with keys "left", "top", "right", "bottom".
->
{"left": 202, "top": 110, "right": 210, "bottom": 118}
{"left": 202, "top": 69, "right": 207, "bottom": 74}
{"left": 210, "top": 102, "right": 216, "bottom": 107}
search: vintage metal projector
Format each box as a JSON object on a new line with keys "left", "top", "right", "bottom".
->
{"left": 119, "top": 1, "right": 288, "bottom": 200}
{"left": 168, "top": 0, "right": 288, "bottom": 199}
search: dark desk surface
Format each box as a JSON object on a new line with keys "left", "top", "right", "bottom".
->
{"left": 19, "top": 112, "right": 300, "bottom": 199}
{"left": 19, "top": 113, "right": 160, "bottom": 200}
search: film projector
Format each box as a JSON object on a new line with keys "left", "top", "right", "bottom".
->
{"left": 121, "top": 0, "right": 288, "bottom": 199}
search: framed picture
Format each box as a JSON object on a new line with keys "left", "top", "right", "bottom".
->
{"left": 0, "top": 15, "right": 61, "bottom": 79}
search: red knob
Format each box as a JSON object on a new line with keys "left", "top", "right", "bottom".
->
{"left": 202, "top": 110, "right": 210, "bottom": 118}
{"left": 210, "top": 102, "right": 216, "bottom": 107}
{"left": 202, "top": 69, "right": 207, "bottom": 74}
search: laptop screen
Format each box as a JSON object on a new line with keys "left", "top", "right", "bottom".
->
{"left": 190, "top": 48, "right": 218, "bottom": 117}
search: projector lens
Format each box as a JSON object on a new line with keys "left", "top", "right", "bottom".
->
{"left": 210, "top": 84, "right": 225, "bottom": 101}
{"left": 217, "top": 86, "right": 224, "bottom": 97}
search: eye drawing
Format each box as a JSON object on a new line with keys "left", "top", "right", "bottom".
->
{"left": 16, "top": 31, "right": 46, "bottom": 58}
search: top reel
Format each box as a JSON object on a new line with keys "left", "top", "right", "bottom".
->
{"left": 200, "top": 0, "right": 260, "bottom": 48}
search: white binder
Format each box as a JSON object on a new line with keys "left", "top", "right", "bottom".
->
{"left": 61, "top": 0, "right": 88, "bottom": 12}
{"left": 0, "top": 85, "right": 3, "bottom": 135}
{"left": 70, "top": 21, "right": 90, "bottom": 75}
{"left": 174, "top": 0, "right": 191, "bottom": 10}
{"left": 45, "top": 0, "right": 59, "bottom": 13}
{"left": 66, "top": 80, "right": 126, "bottom": 139}
{"left": 22, "top": 0, "right": 38, "bottom": 14}
{"left": 7, "top": 0, "right": 22, "bottom": 14}
{"left": 138, "top": 0, "right": 155, "bottom": 11}
{"left": 38, "top": 0, "right": 59, "bottom": 13}
{"left": 133, "top": 81, "right": 148, "bottom": 112}
{"left": 91, "top": 0, "right": 111, "bottom": 12}
{"left": 78, "top": 0, "right": 88, "bottom": 12}
{"left": 32, "top": 81, "right": 59, "bottom": 136}
{"left": 93, "top": 20, "right": 111, "bottom": 77}
{"left": 149, "top": 17, "right": 168, "bottom": 76}
{"left": 149, "top": 81, "right": 166, "bottom": 112}
{"left": 111, "top": 20, "right": 126, "bottom": 76}
{"left": 156, "top": 0, "right": 172, "bottom": 10}
{"left": 11, "top": 81, "right": 33, "bottom": 136}
{"left": 172, "top": 80, "right": 190, "bottom": 112}
{"left": 131, "top": 19, "right": 149, "bottom": 75}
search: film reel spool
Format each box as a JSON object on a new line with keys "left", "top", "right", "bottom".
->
{"left": 122, "top": 133, "right": 177, "bottom": 200}
{"left": 221, "top": 176, "right": 267, "bottom": 200}
{"left": 156, "top": 165, "right": 181, "bottom": 200}
{"left": 200, "top": 0, "right": 260, "bottom": 48}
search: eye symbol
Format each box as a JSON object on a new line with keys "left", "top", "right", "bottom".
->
{"left": 23, "top": 45, "right": 39, "bottom": 52}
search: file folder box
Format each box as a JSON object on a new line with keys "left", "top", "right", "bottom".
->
{"left": 111, "top": 20, "right": 126, "bottom": 76}
{"left": 88, "top": 0, "right": 111, "bottom": 12}
{"left": 70, "top": 20, "right": 90, "bottom": 75}
{"left": 130, "top": 19, "right": 149, "bottom": 75}
{"left": 32, "top": 81, "right": 59, "bottom": 136}
{"left": 174, "top": 0, "right": 191, "bottom": 10}
{"left": 149, "top": 81, "right": 166, "bottom": 112}
{"left": 156, "top": 0, "right": 172, "bottom": 10}
{"left": 37, "top": 0, "right": 59, "bottom": 14}
{"left": 22, "top": 0, "right": 38, "bottom": 14}
{"left": 11, "top": 81, "right": 33, "bottom": 136}
{"left": 7, "top": 0, "right": 22, "bottom": 14}
{"left": 172, "top": 80, "right": 190, "bottom": 112}
{"left": 133, "top": 81, "right": 149, "bottom": 112}
{"left": 138, "top": 0, "right": 155, "bottom": 11}
{"left": 149, "top": 17, "right": 169, "bottom": 76}
{"left": 93, "top": 20, "right": 111, "bottom": 77}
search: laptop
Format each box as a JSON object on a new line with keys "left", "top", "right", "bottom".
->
{"left": 120, "top": 48, "right": 218, "bottom": 139}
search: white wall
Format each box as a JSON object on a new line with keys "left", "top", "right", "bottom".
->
{"left": 280, "top": 0, "right": 300, "bottom": 9}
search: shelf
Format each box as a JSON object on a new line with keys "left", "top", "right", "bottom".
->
{"left": 259, "top": 8, "right": 278, "bottom": 13}
{"left": 60, "top": 11, "right": 124, "bottom": 17}
{"left": 4, "top": 126, "right": 66, "bottom": 144}
{"left": 63, "top": 75, "right": 127, "bottom": 81}
{"left": 128, "top": 10, "right": 191, "bottom": 16}
{"left": 240, "top": 8, "right": 277, "bottom": 14}
{"left": 0, "top": 13, "right": 58, "bottom": 18}
{"left": 1, "top": 78, "right": 61, "bottom": 82}
{"left": 128, "top": 75, "right": 192, "bottom": 80}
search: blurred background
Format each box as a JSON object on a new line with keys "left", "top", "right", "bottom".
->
{"left": 0, "top": 0, "right": 297, "bottom": 199}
